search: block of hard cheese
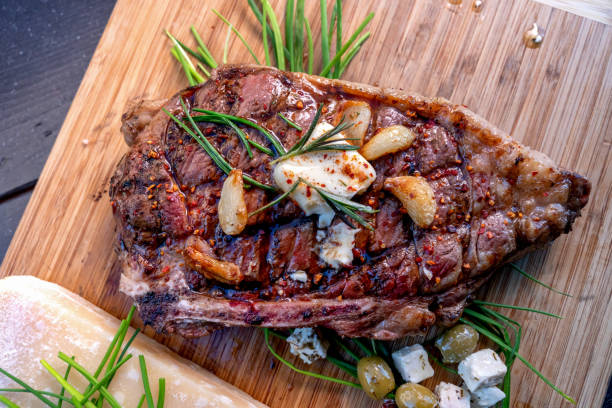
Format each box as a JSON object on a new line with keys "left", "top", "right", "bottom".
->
{"left": 0, "top": 275, "right": 268, "bottom": 408}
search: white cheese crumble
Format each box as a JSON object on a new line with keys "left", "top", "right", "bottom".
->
{"left": 458, "top": 349, "right": 507, "bottom": 392}
{"left": 467, "top": 385, "right": 506, "bottom": 408}
{"left": 391, "top": 344, "right": 434, "bottom": 383}
{"left": 289, "top": 270, "right": 308, "bottom": 283}
{"left": 435, "top": 382, "right": 470, "bottom": 408}
{"left": 273, "top": 122, "right": 376, "bottom": 228}
{"left": 286, "top": 328, "right": 328, "bottom": 364}
{"left": 319, "top": 222, "right": 359, "bottom": 269}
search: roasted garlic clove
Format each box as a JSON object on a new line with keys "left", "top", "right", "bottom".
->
{"left": 384, "top": 176, "right": 436, "bottom": 227}
{"left": 341, "top": 101, "right": 372, "bottom": 147}
{"left": 218, "top": 169, "right": 248, "bottom": 235}
{"left": 361, "top": 125, "right": 416, "bottom": 160}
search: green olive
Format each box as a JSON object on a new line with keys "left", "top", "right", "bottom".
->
{"left": 395, "top": 383, "right": 439, "bottom": 408}
{"left": 357, "top": 356, "right": 396, "bottom": 400}
{"left": 435, "top": 324, "right": 479, "bottom": 363}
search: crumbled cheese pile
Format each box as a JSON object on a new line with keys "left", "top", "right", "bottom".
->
{"left": 286, "top": 328, "right": 328, "bottom": 364}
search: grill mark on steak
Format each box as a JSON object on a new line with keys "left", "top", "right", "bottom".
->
{"left": 110, "top": 64, "right": 590, "bottom": 339}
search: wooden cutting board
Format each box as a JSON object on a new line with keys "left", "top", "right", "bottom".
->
{"left": 1, "top": 0, "right": 611, "bottom": 406}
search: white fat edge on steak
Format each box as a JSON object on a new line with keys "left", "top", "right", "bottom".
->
{"left": 273, "top": 122, "right": 376, "bottom": 269}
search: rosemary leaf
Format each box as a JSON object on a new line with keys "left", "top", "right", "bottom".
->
{"left": 249, "top": 181, "right": 300, "bottom": 217}
{"left": 212, "top": 9, "right": 260, "bottom": 64}
{"left": 263, "top": 328, "right": 362, "bottom": 389}
{"left": 277, "top": 112, "right": 302, "bottom": 130}
{"left": 510, "top": 263, "right": 572, "bottom": 297}
{"left": 192, "top": 108, "right": 286, "bottom": 155}
{"left": 220, "top": 116, "right": 253, "bottom": 158}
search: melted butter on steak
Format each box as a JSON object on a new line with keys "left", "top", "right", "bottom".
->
{"left": 109, "top": 65, "right": 590, "bottom": 339}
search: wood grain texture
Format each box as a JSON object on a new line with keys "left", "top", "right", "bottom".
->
{"left": 1, "top": 0, "right": 611, "bottom": 407}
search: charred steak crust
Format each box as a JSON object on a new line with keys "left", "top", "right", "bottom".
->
{"left": 110, "top": 64, "right": 590, "bottom": 340}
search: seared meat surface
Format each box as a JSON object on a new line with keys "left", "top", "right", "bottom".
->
{"left": 110, "top": 65, "right": 589, "bottom": 340}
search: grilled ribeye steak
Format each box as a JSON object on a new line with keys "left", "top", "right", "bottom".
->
{"left": 110, "top": 64, "right": 589, "bottom": 340}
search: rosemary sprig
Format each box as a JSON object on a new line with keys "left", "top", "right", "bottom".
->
{"left": 277, "top": 112, "right": 302, "bottom": 130}
{"left": 192, "top": 108, "right": 286, "bottom": 155}
{"left": 163, "top": 101, "right": 277, "bottom": 192}
{"left": 270, "top": 104, "right": 358, "bottom": 164}
{"left": 301, "top": 178, "right": 377, "bottom": 231}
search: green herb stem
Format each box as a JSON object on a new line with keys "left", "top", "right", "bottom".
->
{"left": 320, "top": 13, "right": 374, "bottom": 77}
{"left": 190, "top": 26, "right": 217, "bottom": 68}
{"left": 278, "top": 113, "right": 302, "bottom": 130}
{"left": 40, "top": 360, "right": 96, "bottom": 408}
{"left": 212, "top": 9, "right": 260, "bottom": 64}
{"left": 319, "top": 0, "right": 330, "bottom": 68}
{"left": 0, "top": 395, "right": 20, "bottom": 408}
{"left": 263, "top": 329, "right": 361, "bottom": 389}
{"left": 249, "top": 181, "right": 300, "bottom": 217}
{"left": 473, "top": 300, "right": 563, "bottom": 319}
{"left": 261, "top": 0, "right": 285, "bottom": 70}
{"left": 138, "top": 356, "right": 155, "bottom": 408}
{"left": 0, "top": 367, "right": 59, "bottom": 407}
{"left": 510, "top": 263, "right": 572, "bottom": 297}
{"left": 459, "top": 317, "right": 575, "bottom": 404}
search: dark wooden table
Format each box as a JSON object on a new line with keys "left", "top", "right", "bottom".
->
{"left": 1, "top": 1, "right": 610, "bottom": 406}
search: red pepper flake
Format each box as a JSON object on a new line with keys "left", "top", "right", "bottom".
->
{"left": 320, "top": 183, "right": 326, "bottom": 188}
{"left": 146, "top": 140, "right": 153, "bottom": 145}
{"left": 542, "top": 192, "right": 549, "bottom": 197}
{"left": 507, "top": 211, "right": 516, "bottom": 218}
{"left": 533, "top": 216, "right": 541, "bottom": 221}
{"left": 465, "top": 214, "right": 471, "bottom": 221}
{"left": 209, "top": 239, "right": 216, "bottom": 246}
{"left": 439, "top": 197, "right": 445, "bottom": 204}
{"left": 415, "top": 256, "right": 423, "bottom": 263}
{"left": 161, "top": 266, "right": 170, "bottom": 274}
{"left": 147, "top": 194, "right": 153, "bottom": 199}
{"left": 518, "top": 212, "right": 523, "bottom": 218}
{"left": 368, "top": 198, "right": 376, "bottom": 206}
{"left": 436, "top": 236, "right": 443, "bottom": 242}
{"left": 424, "top": 120, "right": 435, "bottom": 129}
{"left": 337, "top": 295, "right": 343, "bottom": 301}
{"left": 286, "top": 178, "right": 293, "bottom": 184}
{"left": 296, "top": 100, "right": 304, "bottom": 109}
{"left": 431, "top": 225, "right": 439, "bottom": 230}
{"left": 466, "top": 165, "right": 473, "bottom": 171}
{"left": 450, "top": 168, "right": 459, "bottom": 176}
{"left": 455, "top": 159, "right": 462, "bottom": 164}
{"left": 485, "top": 191, "right": 491, "bottom": 198}
{"left": 488, "top": 199, "right": 495, "bottom": 206}
{"left": 149, "top": 176, "right": 155, "bottom": 181}
{"left": 306, "top": 186, "right": 312, "bottom": 197}
{"left": 503, "top": 219, "right": 509, "bottom": 225}
{"left": 487, "top": 231, "right": 494, "bottom": 239}
{"left": 426, "top": 260, "right": 436, "bottom": 266}
{"left": 463, "top": 263, "right": 471, "bottom": 269}
{"left": 532, "top": 171, "right": 539, "bottom": 176}
{"left": 147, "top": 150, "right": 159, "bottom": 159}
{"left": 178, "top": 139, "right": 183, "bottom": 145}
{"left": 313, "top": 273, "right": 323, "bottom": 284}
{"left": 435, "top": 277, "right": 441, "bottom": 284}
{"left": 190, "top": 186, "right": 196, "bottom": 193}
